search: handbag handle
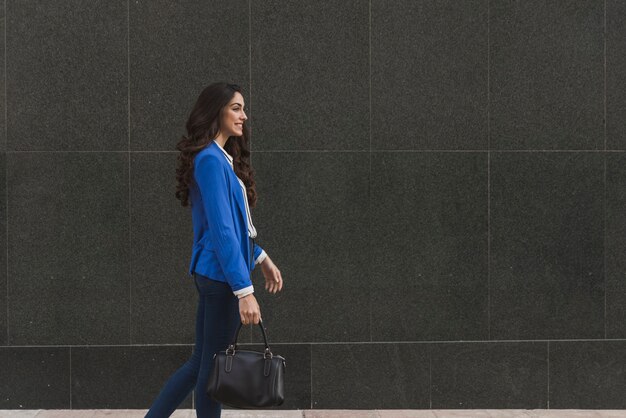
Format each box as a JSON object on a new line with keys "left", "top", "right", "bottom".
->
{"left": 226, "top": 237, "right": 273, "bottom": 358}
{"left": 226, "top": 318, "right": 274, "bottom": 359}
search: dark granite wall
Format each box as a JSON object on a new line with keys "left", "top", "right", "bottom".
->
{"left": 1, "top": 0, "right": 625, "bottom": 410}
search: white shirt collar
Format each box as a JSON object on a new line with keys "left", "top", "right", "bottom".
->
{"left": 213, "top": 139, "right": 233, "bottom": 168}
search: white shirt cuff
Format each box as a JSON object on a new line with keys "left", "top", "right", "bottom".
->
{"left": 233, "top": 285, "right": 254, "bottom": 298}
{"left": 255, "top": 250, "right": 268, "bottom": 265}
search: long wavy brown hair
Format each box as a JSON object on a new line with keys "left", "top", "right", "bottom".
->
{"left": 175, "top": 82, "right": 257, "bottom": 208}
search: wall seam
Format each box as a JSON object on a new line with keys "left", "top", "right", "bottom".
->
{"left": 604, "top": 0, "right": 607, "bottom": 153}
{"left": 310, "top": 344, "right": 313, "bottom": 409}
{"left": 428, "top": 347, "right": 432, "bottom": 408}
{"left": 603, "top": 0, "right": 607, "bottom": 340}
{"left": 191, "top": 345, "right": 195, "bottom": 409}
{"left": 1, "top": 337, "right": 624, "bottom": 349}
{"left": 546, "top": 341, "right": 550, "bottom": 409}
{"left": 127, "top": 0, "right": 132, "bottom": 345}
{"left": 5, "top": 0, "right": 8, "bottom": 346}
{"left": 5, "top": 149, "right": 624, "bottom": 154}
{"left": 368, "top": 0, "right": 372, "bottom": 345}
{"left": 602, "top": 154, "right": 609, "bottom": 341}
{"left": 69, "top": 347, "right": 72, "bottom": 409}
{"left": 248, "top": 0, "right": 252, "bottom": 138}
{"left": 486, "top": 0, "right": 491, "bottom": 341}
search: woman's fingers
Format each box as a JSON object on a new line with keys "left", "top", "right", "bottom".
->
{"left": 274, "top": 272, "right": 282, "bottom": 292}
{"left": 243, "top": 312, "right": 256, "bottom": 324}
{"left": 239, "top": 295, "right": 261, "bottom": 325}
{"left": 264, "top": 269, "right": 284, "bottom": 294}
{"left": 278, "top": 271, "right": 283, "bottom": 290}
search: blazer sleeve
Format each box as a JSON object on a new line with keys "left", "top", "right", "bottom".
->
{"left": 253, "top": 241, "right": 268, "bottom": 266}
{"left": 194, "top": 153, "right": 252, "bottom": 292}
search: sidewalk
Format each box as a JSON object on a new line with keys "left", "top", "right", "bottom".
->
{"left": 1, "top": 410, "right": 625, "bottom": 417}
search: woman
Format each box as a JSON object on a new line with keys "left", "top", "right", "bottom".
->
{"left": 146, "top": 82, "right": 284, "bottom": 418}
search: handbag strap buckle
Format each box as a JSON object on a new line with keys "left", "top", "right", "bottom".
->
{"left": 264, "top": 347, "right": 273, "bottom": 359}
{"left": 226, "top": 344, "right": 236, "bottom": 356}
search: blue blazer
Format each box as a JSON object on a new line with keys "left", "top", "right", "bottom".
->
{"left": 187, "top": 140, "right": 264, "bottom": 292}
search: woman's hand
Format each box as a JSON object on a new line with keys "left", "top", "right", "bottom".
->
{"left": 261, "top": 256, "right": 283, "bottom": 294}
{"left": 239, "top": 293, "right": 261, "bottom": 325}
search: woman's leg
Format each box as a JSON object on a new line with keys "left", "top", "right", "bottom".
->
{"left": 145, "top": 276, "right": 209, "bottom": 418}
{"left": 194, "top": 276, "right": 241, "bottom": 417}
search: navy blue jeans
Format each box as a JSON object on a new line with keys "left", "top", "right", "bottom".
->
{"left": 145, "top": 273, "right": 241, "bottom": 418}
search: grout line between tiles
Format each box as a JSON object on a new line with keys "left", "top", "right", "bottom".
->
{"left": 248, "top": 0, "right": 251, "bottom": 172}
{"left": 4, "top": 150, "right": 176, "bottom": 153}
{"left": 3, "top": 176, "right": 5, "bottom": 345}
{"left": 310, "top": 344, "right": 313, "bottom": 409}
{"left": 546, "top": 341, "right": 550, "bottom": 409}
{"left": 602, "top": 0, "right": 608, "bottom": 151}
{"left": 602, "top": 154, "right": 608, "bottom": 340}
{"left": 248, "top": 0, "right": 252, "bottom": 145}
{"left": 5, "top": 0, "right": 8, "bottom": 346}
{"left": 428, "top": 347, "right": 432, "bottom": 408}
{"left": 191, "top": 345, "right": 194, "bottom": 409}
{"left": 245, "top": 149, "right": 626, "bottom": 153}
{"left": 69, "top": 347, "right": 72, "bottom": 409}
{"left": 487, "top": 152, "right": 491, "bottom": 339}
{"left": 2, "top": 0, "right": 4, "bottom": 153}
{"left": 486, "top": 0, "right": 491, "bottom": 341}
{"left": 3, "top": 149, "right": 626, "bottom": 154}
{"left": 2, "top": 337, "right": 625, "bottom": 349}
{"left": 603, "top": 0, "right": 607, "bottom": 340}
{"left": 127, "top": 0, "right": 132, "bottom": 345}
{"left": 368, "top": 0, "right": 372, "bottom": 345}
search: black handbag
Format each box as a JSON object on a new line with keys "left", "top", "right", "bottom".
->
{"left": 206, "top": 319, "right": 286, "bottom": 408}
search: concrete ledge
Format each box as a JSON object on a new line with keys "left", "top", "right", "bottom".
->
{"left": 1, "top": 411, "right": 626, "bottom": 418}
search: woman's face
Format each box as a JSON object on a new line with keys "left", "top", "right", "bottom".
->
{"left": 220, "top": 92, "right": 248, "bottom": 137}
